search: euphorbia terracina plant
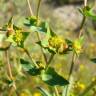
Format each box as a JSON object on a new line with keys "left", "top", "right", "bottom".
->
{"left": 1, "top": 0, "right": 96, "bottom": 96}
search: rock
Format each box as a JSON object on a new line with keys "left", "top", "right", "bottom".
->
{"left": 51, "top": 5, "right": 83, "bottom": 33}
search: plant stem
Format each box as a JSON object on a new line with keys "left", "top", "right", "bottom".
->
{"left": 26, "top": 0, "right": 33, "bottom": 16}
{"left": 45, "top": 53, "right": 54, "bottom": 70}
{"left": 26, "top": 0, "right": 47, "bottom": 64}
{"left": 5, "top": 51, "right": 17, "bottom": 92}
{"left": 35, "top": 0, "right": 47, "bottom": 64}
{"left": 64, "top": 53, "right": 76, "bottom": 96}
{"left": 54, "top": 86, "right": 60, "bottom": 96}
{"left": 84, "top": 0, "right": 87, "bottom": 7}
{"left": 23, "top": 48, "right": 39, "bottom": 68}
{"left": 65, "top": 2, "right": 87, "bottom": 95}
{"left": 36, "top": 0, "right": 42, "bottom": 24}
{"left": 78, "top": 16, "right": 86, "bottom": 38}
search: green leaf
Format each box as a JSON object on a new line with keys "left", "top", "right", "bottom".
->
{"left": 13, "top": 25, "right": 22, "bottom": 30}
{"left": 41, "top": 67, "right": 69, "bottom": 86}
{"left": 5, "top": 79, "right": 14, "bottom": 87}
{"left": 24, "top": 16, "right": 37, "bottom": 27}
{"left": 79, "top": 6, "right": 96, "bottom": 21}
{"left": 22, "top": 32, "right": 30, "bottom": 41}
{"left": 20, "top": 59, "right": 43, "bottom": 76}
{"left": 1, "top": 16, "right": 13, "bottom": 31}
{"left": 90, "top": 58, "right": 96, "bottom": 63}
{"left": 7, "top": 16, "right": 13, "bottom": 27}
{"left": 37, "top": 87, "right": 53, "bottom": 96}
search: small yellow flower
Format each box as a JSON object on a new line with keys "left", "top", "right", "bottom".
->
{"left": 79, "top": 64, "right": 84, "bottom": 70}
{"left": 19, "top": 92, "right": 29, "bottom": 96}
{"left": 73, "top": 40, "right": 82, "bottom": 54}
{"left": 14, "top": 30, "right": 23, "bottom": 45}
{"left": 92, "top": 77, "right": 96, "bottom": 82}
{"left": 33, "top": 92, "right": 41, "bottom": 96}
{"left": 74, "top": 82, "right": 85, "bottom": 91}
{"left": 48, "top": 36, "right": 68, "bottom": 53}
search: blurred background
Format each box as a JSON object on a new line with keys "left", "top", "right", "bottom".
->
{"left": 0, "top": 0, "right": 96, "bottom": 96}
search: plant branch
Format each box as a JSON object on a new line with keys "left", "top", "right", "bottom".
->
{"left": 23, "top": 48, "right": 39, "bottom": 68}
{"left": 5, "top": 51, "right": 16, "bottom": 90}
{"left": 35, "top": 0, "right": 47, "bottom": 64}
{"left": 64, "top": 53, "right": 76, "bottom": 96}
{"left": 45, "top": 53, "right": 55, "bottom": 70}
{"left": 78, "top": 16, "right": 86, "bottom": 38}
{"left": 54, "top": 86, "right": 60, "bottom": 96}
{"left": 36, "top": 0, "right": 42, "bottom": 24}
{"left": 84, "top": 0, "right": 87, "bottom": 7}
{"left": 26, "top": 0, "right": 33, "bottom": 16}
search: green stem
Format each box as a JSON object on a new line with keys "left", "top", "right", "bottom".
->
{"left": 36, "top": 0, "right": 47, "bottom": 64}
{"left": 26, "top": 0, "right": 47, "bottom": 64}
{"left": 45, "top": 53, "right": 54, "bottom": 70}
{"left": 65, "top": 6, "right": 87, "bottom": 96}
{"left": 64, "top": 53, "right": 76, "bottom": 96}
{"left": 78, "top": 15, "right": 86, "bottom": 38}
{"left": 23, "top": 48, "right": 39, "bottom": 68}
{"left": 5, "top": 51, "right": 17, "bottom": 95}
{"left": 54, "top": 86, "right": 60, "bottom": 96}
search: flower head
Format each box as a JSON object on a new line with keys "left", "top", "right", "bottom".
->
{"left": 13, "top": 30, "right": 23, "bottom": 45}
{"left": 48, "top": 36, "right": 68, "bottom": 53}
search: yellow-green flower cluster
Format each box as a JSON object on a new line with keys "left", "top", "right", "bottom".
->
{"left": 14, "top": 30, "right": 23, "bottom": 45}
{"left": 73, "top": 82, "right": 85, "bottom": 91}
{"left": 48, "top": 36, "right": 68, "bottom": 53}
{"left": 73, "top": 39, "right": 82, "bottom": 54}
{"left": 33, "top": 92, "right": 41, "bottom": 96}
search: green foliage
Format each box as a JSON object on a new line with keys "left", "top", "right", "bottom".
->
{"left": 20, "top": 58, "right": 43, "bottom": 76}
{"left": 41, "top": 67, "right": 69, "bottom": 86}
{"left": 37, "top": 87, "right": 53, "bottom": 96}
{"left": 0, "top": 0, "right": 96, "bottom": 96}
{"left": 79, "top": 6, "right": 96, "bottom": 21}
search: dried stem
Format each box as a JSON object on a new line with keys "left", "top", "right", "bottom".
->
{"left": 65, "top": 1, "right": 87, "bottom": 95}
{"left": 26, "top": 0, "right": 33, "bottom": 16}
{"left": 84, "top": 0, "right": 87, "bottom": 7}
{"left": 5, "top": 51, "right": 16, "bottom": 92}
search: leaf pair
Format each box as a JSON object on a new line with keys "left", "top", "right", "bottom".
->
{"left": 20, "top": 58, "right": 69, "bottom": 86}
{"left": 79, "top": 6, "right": 96, "bottom": 21}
